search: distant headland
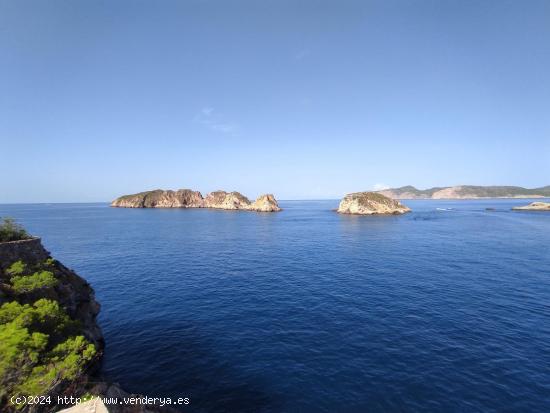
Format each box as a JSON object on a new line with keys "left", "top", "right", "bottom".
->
{"left": 111, "top": 189, "right": 281, "bottom": 212}
{"left": 377, "top": 185, "right": 550, "bottom": 200}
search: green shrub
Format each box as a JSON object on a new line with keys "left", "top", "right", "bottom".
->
{"left": 0, "top": 301, "right": 31, "bottom": 325}
{"left": 14, "top": 336, "right": 96, "bottom": 398}
{"left": 0, "top": 299, "right": 76, "bottom": 338}
{"left": 11, "top": 271, "right": 58, "bottom": 293}
{"left": 6, "top": 261, "right": 27, "bottom": 277}
{"left": 0, "top": 300, "right": 96, "bottom": 404}
{"left": 30, "top": 299, "right": 79, "bottom": 339}
{"left": 12, "top": 365, "right": 57, "bottom": 400}
{"left": 49, "top": 335, "right": 97, "bottom": 379}
{"left": 0, "top": 218, "right": 30, "bottom": 243}
{"left": 0, "top": 322, "right": 48, "bottom": 379}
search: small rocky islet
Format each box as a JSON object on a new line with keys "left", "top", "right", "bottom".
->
{"left": 111, "top": 189, "right": 281, "bottom": 212}
{"left": 512, "top": 201, "right": 550, "bottom": 211}
{"left": 337, "top": 192, "right": 411, "bottom": 215}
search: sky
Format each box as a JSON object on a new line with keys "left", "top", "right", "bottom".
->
{"left": 1, "top": 0, "right": 549, "bottom": 203}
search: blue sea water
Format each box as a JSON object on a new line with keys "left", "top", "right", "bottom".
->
{"left": 1, "top": 200, "right": 549, "bottom": 412}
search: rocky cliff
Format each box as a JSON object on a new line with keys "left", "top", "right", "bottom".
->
{"left": 111, "top": 189, "right": 281, "bottom": 212}
{"left": 512, "top": 201, "right": 550, "bottom": 211}
{"left": 337, "top": 192, "right": 411, "bottom": 215}
{"left": 203, "top": 191, "right": 253, "bottom": 210}
{"left": 0, "top": 238, "right": 103, "bottom": 412}
{"left": 249, "top": 194, "right": 282, "bottom": 212}
{"left": 378, "top": 185, "right": 550, "bottom": 199}
{"left": 110, "top": 189, "right": 203, "bottom": 208}
{"left": 0, "top": 238, "right": 103, "bottom": 348}
{"left": 0, "top": 237, "right": 176, "bottom": 413}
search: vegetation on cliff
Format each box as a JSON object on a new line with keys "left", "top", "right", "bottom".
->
{"left": 10, "top": 269, "right": 59, "bottom": 294}
{"left": 0, "top": 218, "right": 31, "bottom": 243}
{"left": 0, "top": 298, "right": 96, "bottom": 403}
{"left": 0, "top": 220, "right": 99, "bottom": 411}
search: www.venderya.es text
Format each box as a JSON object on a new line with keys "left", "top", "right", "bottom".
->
{"left": 11, "top": 395, "right": 190, "bottom": 408}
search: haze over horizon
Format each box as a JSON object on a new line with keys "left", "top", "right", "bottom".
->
{"left": 2, "top": 0, "right": 549, "bottom": 203}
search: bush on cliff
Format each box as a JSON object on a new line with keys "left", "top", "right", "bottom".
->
{"left": 14, "top": 336, "right": 97, "bottom": 398}
{"left": 11, "top": 270, "right": 58, "bottom": 293}
{"left": 6, "top": 261, "right": 26, "bottom": 277}
{"left": 0, "top": 299, "right": 96, "bottom": 406}
{"left": 0, "top": 218, "right": 30, "bottom": 243}
{"left": 0, "top": 322, "right": 48, "bottom": 385}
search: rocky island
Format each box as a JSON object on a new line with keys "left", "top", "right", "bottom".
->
{"left": 111, "top": 189, "right": 281, "bottom": 212}
{"left": 337, "top": 192, "right": 411, "bottom": 215}
{"left": 512, "top": 202, "right": 550, "bottom": 211}
{"left": 378, "top": 185, "right": 550, "bottom": 199}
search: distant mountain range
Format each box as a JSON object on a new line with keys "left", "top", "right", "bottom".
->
{"left": 377, "top": 185, "right": 550, "bottom": 199}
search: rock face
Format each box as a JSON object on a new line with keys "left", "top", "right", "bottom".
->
{"left": 0, "top": 238, "right": 49, "bottom": 269}
{"left": 110, "top": 189, "right": 203, "bottom": 208}
{"left": 250, "top": 194, "right": 282, "bottom": 212}
{"left": 337, "top": 192, "right": 411, "bottom": 215}
{"left": 203, "top": 191, "right": 252, "bottom": 210}
{"left": 111, "top": 189, "right": 281, "bottom": 212}
{"left": 512, "top": 201, "right": 550, "bottom": 211}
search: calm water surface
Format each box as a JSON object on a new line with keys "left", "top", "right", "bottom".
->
{"left": 1, "top": 200, "right": 549, "bottom": 412}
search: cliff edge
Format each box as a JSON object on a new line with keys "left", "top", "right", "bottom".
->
{"left": 0, "top": 221, "right": 177, "bottom": 413}
{"left": 0, "top": 236, "right": 103, "bottom": 412}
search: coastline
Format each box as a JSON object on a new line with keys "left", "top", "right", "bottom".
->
{"left": 386, "top": 195, "right": 549, "bottom": 200}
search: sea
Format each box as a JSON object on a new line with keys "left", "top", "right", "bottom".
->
{"left": 0, "top": 199, "right": 549, "bottom": 412}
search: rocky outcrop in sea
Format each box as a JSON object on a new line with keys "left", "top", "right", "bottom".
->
{"left": 512, "top": 201, "right": 550, "bottom": 211}
{"left": 111, "top": 189, "right": 281, "bottom": 212}
{"left": 337, "top": 192, "right": 411, "bottom": 215}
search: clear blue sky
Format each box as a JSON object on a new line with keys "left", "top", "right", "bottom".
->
{"left": 1, "top": 0, "right": 549, "bottom": 203}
